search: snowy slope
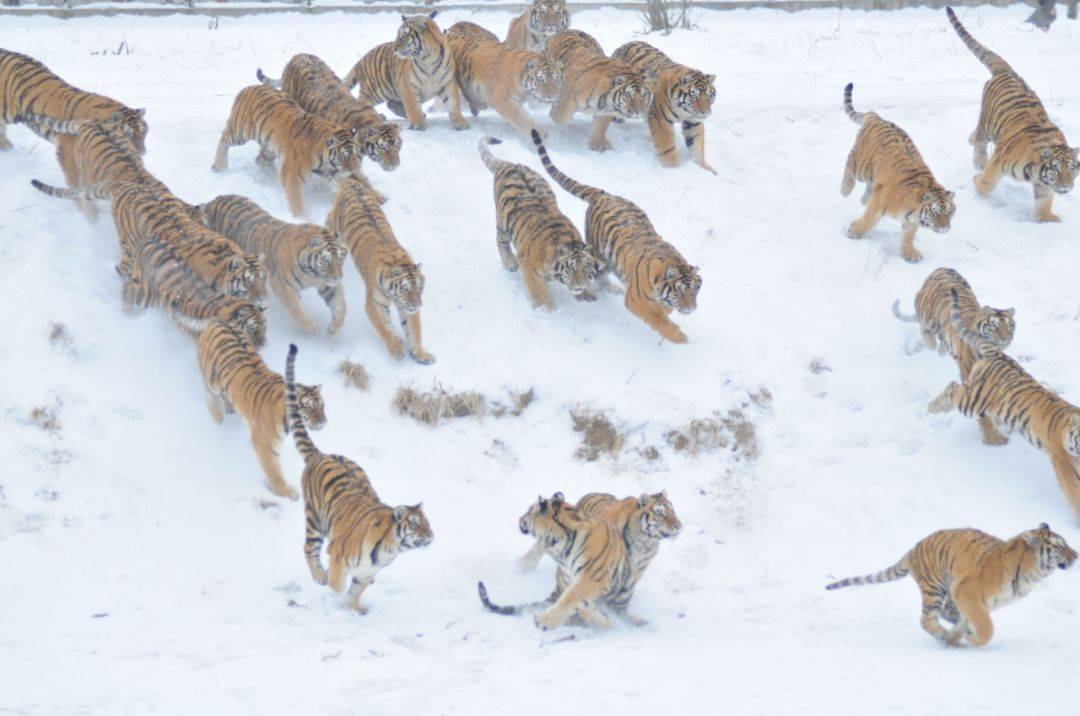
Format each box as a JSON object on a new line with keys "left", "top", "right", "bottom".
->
{"left": 1, "top": 7, "right": 1078, "bottom": 714}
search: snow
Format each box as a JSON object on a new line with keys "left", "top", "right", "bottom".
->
{"left": 1, "top": 6, "right": 1078, "bottom": 714}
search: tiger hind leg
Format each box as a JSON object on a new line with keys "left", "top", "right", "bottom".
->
{"left": 401, "top": 311, "right": 435, "bottom": 365}
{"left": 386, "top": 100, "right": 408, "bottom": 119}
{"left": 255, "top": 143, "right": 276, "bottom": 169}
{"left": 516, "top": 542, "right": 545, "bottom": 572}
{"left": 345, "top": 576, "right": 375, "bottom": 614}
{"left": 304, "top": 508, "right": 328, "bottom": 585}
{"left": 682, "top": 120, "right": 715, "bottom": 174}
{"left": 497, "top": 229, "right": 519, "bottom": 272}
{"left": 534, "top": 575, "right": 612, "bottom": 631}
{"left": 927, "top": 381, "right": 961, "bottom": 413}
{"left": 0, "top": 121, "right": 11, "bottom": 150}
{"left": 251, "top": 429, "right": 299, "bottom": 501}
{"left": 211, "top": 130, "right": 242, "bottom": 172}
{"left": 969, "top": 131, "right": 989, "bottom": 171}
{"left": 978, "top": 416, "right": 1008, "bottom": 446}
{"left": 318, "top": 284, "right": 347, "bottom": 337}
{"left": 954, "top": 585, "right": 993, "bottom": 647}
{"left": 918, "top": 591, "right": 953, "bottom": 643}
{"left": 587, "top": 116, "right": 615, "bottom": 153}
{"left": 203, "top": 384, "right": 226, "bottom": 424}
{"left": 840, "top": 148, "right": 857, "bottom": 197}
{"left": 846, "top": 193, "right": 884, "bottom": 239}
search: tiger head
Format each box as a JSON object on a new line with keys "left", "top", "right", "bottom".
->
{"left": 226, "top": 253, "right": 267, "bottom": 299}
{"left": 383, "top": 263, "right": 425, "bottom": 315}
{"left": 293, "top": 382, "right": 327, "bottom": 431}
{"left": 324, "top": 128, "right": 360, "bottom": 174}
{"left": 1023, "top": 523, "right": 1078, "bottom": 572}
{"left": 360, "top": 122, "right": 402, "bottom": 171}
{"left": 528, "top": 0, "right": 570, "bottom": 37}
{"left": 391, "top": 503, "right": 434, "bottom": 550}
{"left": 523, "top": 56, "right": 564, "bottom": 105}
{"left": 659, "top": 262, "right": 702, "bottom": 315}
{"left": 918, "top": 187, "right": 956, "bottom": 234}
{"left": 973, "top": 305, "right": 1015, "bottom": 347}
{"left": 394, "top": 11, "right": 441, "bottom": 59}
{"left": 553, "top": 242, "right": 598, "bottom": 297}
{"left": 231, "top": 304, "right": 267, "bottom": 349}
{"left": 1037, "top": 145, "right": 1079, "bottom": 194}
{"left": 669, "top": 69, "right": 716, "bottom": 120}
{"left": 108, "top": 107, "right": 148, "bottom": 154}
{"left": 1063, "top": 415, "right": 1080, "bottom": 459}
{"left": 519, "top": 492, "right": 575, "bottom": 553}
{"left": 301, "top": 231, "right": 348, "bottom": 286}
{"left": 635, "top": 491, "right": 682, "bottom": 540}
{"left": 603, "top": 73, "right": 653, "bottom": 120}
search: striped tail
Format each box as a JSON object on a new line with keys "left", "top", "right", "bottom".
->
{"left": 255, "top": 68, "right": 282, "bottom": 89}
{"left": 30, "top": 178, "right": 113, "bottom": 202}
{"left": 478, "top": 136, "right": 507, "bottom": 174}
{"left": 285, "top": 344, "right": 319, "bottom": 462}
{"left": 477, "top": 581, "right": 557, "bottom": 616}
{"left": 16, "top": 112, "right": 85, "bottom": 139}
{"left": 530, "top": 129, "right": 602, "bottom": 202}
{"left": 948, "top": 287, "right": 1001, "bottom": 357}
{"left": 891, "top": 299, "right": 918, "bottom": 323}
{"left": 946, "top": 7, "right": 1011, "bottom": 75}
{"left": 843, "top": 83, "right": 866, "bottom": 125}
{"left": 825, "top": 561, "right": 909, "bottom": 590}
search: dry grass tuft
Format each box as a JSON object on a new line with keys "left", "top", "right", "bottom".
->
{"left": 48, "top": 322, "right": 75, "bottom": 356}
{"left": 29, "top": 404, "right": 61, "bottom": 434}
{"left": 491, "top": 388, "right": 536, "bottom": 418}
{"left": 571, "top": 408, "right": 624, "bottom": 462}
{"left": 392, "top": 385, "right": 486, "bottom": 426}
{"left": 808, "top": 358, "right": 831, "bottom": 375}
{"left": 337, "top": 359, "right": 370, "bottom": 391}
{"left": 666, "top": 408, "right": 759, "bottom": 459}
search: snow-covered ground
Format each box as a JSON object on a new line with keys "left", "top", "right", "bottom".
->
{"left": 1, "top": 6, "right": 1078, "bottom": 714}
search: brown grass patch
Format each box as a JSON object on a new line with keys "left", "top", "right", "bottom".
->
{"left": 392, "top": 384, "right": 486, "bottom": 426}
{"left": 29, "top": 404, "right": 61, "bottom": 434}
{"left": 666, "top": 408, "right": 759, "bottom": 460}
{"left": 491, "top": 388, "right": 535, "bottom": 418}
{"left": 48, "top": 322, "right": 75, "bottom": 355}
{"left": 571, "top": 408, "right": 624, "bottom": 462}
{"left": 337, "top": 359, "right": 370, "bottom": 391}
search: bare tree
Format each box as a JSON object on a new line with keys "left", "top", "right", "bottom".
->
{"left": 639, "top": 0, "right": 694, "bottom": 34}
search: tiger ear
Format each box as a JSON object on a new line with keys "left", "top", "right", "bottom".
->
{"left": 705, "top": 74, "right": 716, "bottom": 84}
{"left": 552, "top": 491, "right": 565, "bottom": 506}
{"left": 526, "top": 58, "right": 539, "bottom": 70}
{"left": 136, "top": 108, "right": 146, "bottom": 118}
{"left": 1005, "top": 308, "right": 1015, "bottom": 318}
{"left": 309, "top": 236, "right": 322, "bottom": 247}
{"left": 392, "top": 505, "right": 408, "bottom": 522}
{"left": 1023, "top": 530, "right": 1041, "bottom": 547}
{"left": 1041, "top": 148, "right": 1053, "bottom": 160}
{"left": 255, "top": 252, "right": 265, "bottom": 265}
{"left": 665, "top": 266, "right": 680, "bottom": 279}
{"left": 401, "top": 13, "right": 407, "bottom": 22}
{"left": 229, "top": 256, "right": 246, "bottom": 269}
{"left": 108, "top": 110, "right": 123, "bottom": 123}
{"left": 427, "top": 9, "right": 437, "bottom": 19}
{"left": 1071, "top": 147, "right": 1079, "bottom": 160}
{"left": 637, "top": 493, "right": 649, "bottom": 508}
{"left": 556, "top": 60, "right": 565, "bottom": 72}
{"left": 612, "top": 74, "right": 631, "bottom": 86}
{"left": 1069, "top": 414, "right": 1080, "bottom": 429}
{"left": 946, "top": 190, "right": 955, "bottom": 199}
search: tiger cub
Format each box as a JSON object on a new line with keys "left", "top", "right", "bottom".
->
{"left": 176, "top": 317, "right": 325, "bottom": 501}
{"left": 344, "top": 11, "right": 469, "bottom": 132}
{"left": 947, "top": 8, "right": 1077, "bottom": 223}
{"left": 478, "top": 492, "right": 630, "bottom": 630}
{"left": 285, "top": 344, "right": 433, "bottom": 613}
{"left": 892, "top": 268, "right": 1015, "bottom": 380}
{"left": 611, "top": 42, "right": 717, "bottom": 173}
{"left": 255, "top": 54, "right": 402, "bottom": 177}
{"left": 532, "top": 130, "right": 701, "bottom": 344}
{"left": 516, "top": 491, "right": 681, "bottom": 625}
{"left": 928, "top": 290, "right": 1080, "bottom": 514}
{"left": 504, "top": 0, "right": 570, "bottom": 53}
{"left": 0, "top": 48, "right": 147, "bottom": 154}
{"left": 202, "top": 194, "right": 348, "bottom": 335}
{"left": 827, "top": 524, "right": 1076, "bottom": 646}
{"left": 446, "top": 22, "right": 563, "bottom": 138}
{"left": 211, "top": 85, "right": 361, "bottom": 217}
{"left": 478, "top": 137, "right": 597, "bottom": 310}
{"left": 841, "top": 83, "right": 955, "bottom": 264}
{"left": 545, "top": 30, "right": 652, "bottom": 152}
{"left": 326, "top": 178, "right": 434, "bottom": 364}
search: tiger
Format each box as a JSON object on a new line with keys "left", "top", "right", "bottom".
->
{"left": 545, "top": 30, "right": 652, "bottom": 152}
{"left": 0, "top": 48, "right": 147, "bottom": 156}
{"left": 946, "top": 7, "right": 1077, "bottom": 223}
{"left": 343, "top": 11, "right": 469, "bottom": 132}
{"left": 826, "top": 523, "right": 1076, "bottom": 647}
{"left": 30, "top": 178, "right": 264, "bottom": 301}
{"left": 478, "top": 137, "right": 597, "bottom": 310}
{"left": 326, "top": 177, "right": 434, "bottom": 364}
{"left": 504, "top": 0, "right": 570, "bottom": 54}
{"left": 445, "top": 22, "right": 563, "bottom": 138}
{"left": 928, "top": 289, "right": 1080, "bottom": 515}
{"left": 531, "top": 129, "right": 701, "bottom": 344}
{"left": 477, "top": 492, "right": 631, "bottom": 631}
{"left": 841, "top": 83, "right": 956, "bottom": 264}
{"left": 285, "top": 343, "right": 433, "bottom": 613}
{"left": 173, "top": 317, "right": 325, "bottom": 501}
{"left": 891, "top": 268, "right": 1015, "bottom": 381}
{"left": 211, "top": 84, "right": 361, "bottom": 217}
{"left": 201, "top": 194, "right": 348, "bottom": 336}
{"left": 255, "top": 54, "right": 402, "bottom": 177}
{"left": 611, "top": 41, "right": 717, "bottom": 173}
{"left": 515, "top": 491, "right": 681, "bottom": 626}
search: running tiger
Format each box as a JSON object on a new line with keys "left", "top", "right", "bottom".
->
{"left": 285, "top": 344, "right": 433, "bottom": 613}
{"left": 826, "top": 524, "right": 1076, "bottom": 646}
{"left": 445, "top": 22, "right": 563, "bottom": 138}
{"left": 202, "top": 194, "right": 349, "bottom": 335}
{"left": 504, "top": 0, "right": 570, "bottom": 53}
{"left": 211, "top": 84, "right": 361, "bottom": 217}
{"left": 546, "top": 30, "right": 652, "bottom": 152}
{"left": 946, "top": 7, "right": 1077, "bottom": 223}
{"left": 344, "top": 12, "right": 469, "bottom": 132}
{"left": 326, "top": 178, "right": 434, "bottom": 364}
{"left": 611, "top": 41, "right": 716, "bottom": 173}
{"left": 255, "top": 54, "right": 402, "bottom": 179}
{"left": 478, "top": 137, "right": 597, "bottom": 309}
{"left": 175, "top": 317, "right": 326, "bottom": 501}
{"left": 0, "top": 48, "right": 147, "bottom": 154}
{"left": 928, "top": 289, "right": 1080, "bottom": 515}
{"left": 841, "top": 83, "right": 955, "bottom": 264}
{"left": 532, "top": 130, "right": 701, "bottom": 343}
{"left": 515, "top": 491, "right": 681, "bottom": 625}
{"left": 478, "top": 492, "right": 631, "bottom": 630}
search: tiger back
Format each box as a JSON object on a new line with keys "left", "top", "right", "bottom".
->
{"left": 546, "top": 30, "right": 652, "bottom": 152}
{"left": 946, "top": 7, "right": 1077, "bottom": 223}
{"left": 504, "top": 0, "right": 570, "bottom": 53}
{"left": 326, "top": 178, "right": 434, "bottom": 364}
{"left": 202, "top": 193, "right": 348, "bottom": 335}
{"left": 343, "top": 11, "right": 468, "bottom": 132}
{"left": 211, "top": 84, "right": 361, "bottom": 217}
{"left": 532, "top": 130, "right": 701, "bottom": 344}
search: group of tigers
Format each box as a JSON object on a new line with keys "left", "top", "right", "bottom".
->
{"left": 841, "top": 7, "right": 1077, "bottom": 264}
{"left": 2, "top": 4, "right": 1078, "bottom": 641}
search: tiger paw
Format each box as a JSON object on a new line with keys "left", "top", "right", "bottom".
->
{"left": 533, "top": 612, "right": 563, "bottom": 631}
{"left": 211, "top": 158, "right": 227, "bottom": 173}
{"left": 658, "top": 154, "right": 680, "bottom": 168}
{"left": 588, "top": 137, "right": 613, "bottom": 153}
{"left": 387, "top": 338, "right": 406, "bottom": 361}
{"left": 0, "top": 137, "right": 12, "bottom": 151}
{"left": 534, "top": 300, "right": 556, "bottom": 313}
{"left": 1037, "top": 213, "right": 1062, "bottom": 224}
{"left": 270, "top": 483, "right": 300, "bottom": 502}
{"left": 451, "top": 116, "right": 470, "bottom": 131}
{"left": 901, "top": 247, "right": 923, "bottom": 264}
{"left": 982, "top": 433, "right": 1009, "bottom": 446}
{"left": 665, "top": 328, "right": 689, "bottom": 345}
{"left": 408, "top": 116, "right": 428, "bottom": 131}
{"left": 410, "top": 349, "right": 436, "bottom": 365}
{"left": 298, "top": 318, "right": 319, "bottom": 335}
{"left": 845, "top": 224, "right": 864, "bottom": 240}
{"left": 574, "top": 291, "right": 597, "bottom": 302}
{"left": 311, "top": 568, "right": 329, "bottom": 586}
{"left": 326, "top": 316, "right": 345, "bottom": 337}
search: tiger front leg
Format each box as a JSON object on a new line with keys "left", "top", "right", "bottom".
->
{"left": 280, "top": 163, "right": 307, "bottom": 218}
{"left": 365, "top": 292, "right": 405, "bottom": 360}
{"left": 682, "top": 120, "right": 715, "bottom": 174}
{"left": 319, "top": 284, "right": 347, "bottom": 337}
{"left": 973, "top": 159, "right": 1004, "bottom": 197}
{"left": 491, "top": 96, "right": 543, "bottom": 139}
{"left": 273, "top": 277, "right": 319, "bottom": 334}
{"left": 549, "top": 91, "right": 577, "bottom": 125}
{"left": 202, "top": 382, "right": 227, "bottom": 425}
{"left": 251, "top": 429, "right": 300, "bottom": 501}
{"left": 400, "top": 83, "right": 428, "bottom": 131}
{"left": 534, "top": 574, "right": 612, "bottom": 631}
{"left": 647, "top": 112, "right": 679, "bottom": 168}
{"left": 953, "top": 583, "right": 993, "bottom": 647}
{"left": 401, "top": 311, "right": 436, "bottom": 365}
{"left": 846, "top": 193, "right": 884, "bottom": 239}
{"left": 626, "top": 292, "right": 687, "bottom": 344}
{"left": 588, "top": 116, "right": 616, "bottom": 153}
{"left": 211, "top": 130, "right": 240, "bottom": 173}
{"left": 898, "top": 222, "right": 923, "bottom": 264}
{"left": 927, "top": 381, "right": 961, "bottom": 414}
{"left": 522, "top": 267, "right": 556, "bottom": 312}
{"left": 516, "top": 542, "right": 545, "bottom": 572}
{"left": 437, "top": 81, "right": 470, "bottom": 131}
{"left": 1034, "top": 184, "right": 1061, "bottom": 224}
